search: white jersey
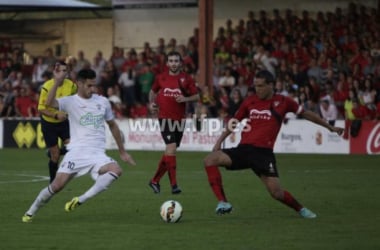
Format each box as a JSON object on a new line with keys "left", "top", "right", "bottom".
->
{"left": 58, "top": 94, "right": 114, "bottom": 151}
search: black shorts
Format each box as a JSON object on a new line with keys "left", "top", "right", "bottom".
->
{"left": 159, "top": 119, "right": 185, "bottom": 147}
{"left": 41, "top": 117, "right": 70, "bottom": 148}
{"left": 222, "top": 144, "right": 279, "bottom": 177}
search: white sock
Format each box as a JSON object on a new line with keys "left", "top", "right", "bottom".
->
{"left": 78, "top": 172, "right": 118, "bottom": 204}
{"left": 25, "top": 186, "right": 55, "bottom": 216}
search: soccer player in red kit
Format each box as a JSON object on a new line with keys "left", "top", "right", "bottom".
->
{"left": 148, "top": 51, "right": 199, "bottom": 194}
{"left": 204, "top": 70, "right": 344, "bottom": 218}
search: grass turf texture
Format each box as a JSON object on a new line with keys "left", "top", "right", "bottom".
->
{"left": 0, "top": 149, "right": 379, "bottom": 250}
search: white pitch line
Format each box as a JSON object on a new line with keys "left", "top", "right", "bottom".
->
{"left": 0, "top": 173, "right": 49, "bottom": 184}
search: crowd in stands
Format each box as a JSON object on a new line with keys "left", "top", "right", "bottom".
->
{"left": 1, "top": 3, "right": 380, "bottom": 127}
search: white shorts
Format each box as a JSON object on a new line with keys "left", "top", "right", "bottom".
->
{"left": 58, "top": 149, "right": 117, "bottom": 180}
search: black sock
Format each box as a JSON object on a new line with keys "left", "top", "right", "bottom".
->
{"left": 48, "top": 160, "right": 58, "bottom": 183}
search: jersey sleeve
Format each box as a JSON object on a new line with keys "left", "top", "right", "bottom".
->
{"left": 38, "top": 79, "right": 76, "bottom": 111}
{"left": 104, "top": 98, "right": 115, "bottom": 121}
{"left": 185, "top": 74, "right": 198, "bottom": 96}
{"left": 151, "top": 74, "right": 161, "bottom": 93}
{"left": 285, "top": 96, "right": 304, "bottom": 115}
{"left": 233, "top": 99, "right": 249, "bottom": 121}
{"left": 71, "top": 81, "right": 78, "bottom": 94}
{"left": 37, "top": 85, "right": 49, "bottom": 111}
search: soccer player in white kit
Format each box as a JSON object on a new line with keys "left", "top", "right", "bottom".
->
{"left": 22, "top": 68, "right": 136, "bottom": 223}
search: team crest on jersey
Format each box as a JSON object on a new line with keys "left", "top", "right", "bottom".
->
{"left": 96, "top": 104, "right": 101, "bottom": 110}
{"left": 273, "top": 101, "right": 280, "bottom": 107}
{"left": 268, "top": 162, "right": 275, "bottom": 173}
{"left": 179, "top": 78, "right": 185, "bottom": 84}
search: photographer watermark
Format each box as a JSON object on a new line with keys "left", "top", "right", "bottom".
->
{"left": 126, "top": 114, "right": 251, "bottom": 135}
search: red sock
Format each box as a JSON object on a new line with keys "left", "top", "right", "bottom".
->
{"left": 166, "top": 155, "right": 177, "bottom": 187}
{"left": 281, "top": 190, "right": 303, "bottom": 211}
{"left": 205, "top": 165, "right": 227, "bottom": 202}
{"left": 152, "top": 155, "right": 167, "bottom": 183}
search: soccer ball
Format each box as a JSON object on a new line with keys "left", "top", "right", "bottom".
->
{"left": 160, "top": 200, "right": 183, "bottom": 223}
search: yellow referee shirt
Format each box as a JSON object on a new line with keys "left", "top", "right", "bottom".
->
{"left": 38, "top": 78, "right": 77, "bottom": 123}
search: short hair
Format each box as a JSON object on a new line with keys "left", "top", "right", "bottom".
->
{"left": 166, "top": 51, "right": 182, "bottom": 62}
{"left": 55, "top": 60, "right": 67, "bottom": 67}
{"left": 77, "top": 69, "right": 96, "bottom": 81}
{"left": 321, "top": 99, "right": 330, "bottom": 104}
{"left": 256, "top": 70, "right": 275, "bottom": 84}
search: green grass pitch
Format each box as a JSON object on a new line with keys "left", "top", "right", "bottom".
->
{"left": 0, "top": 149, "right": 379, "bottom": 250}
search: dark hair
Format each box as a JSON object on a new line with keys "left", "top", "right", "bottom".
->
{"left": 322, "top": 99, "right": 330, "bottom": 104}
{"left": 77, "top": 69, "right": 96, "bottom": 81}
{"left": 256, "top": 70, "right": 275, "bottom": 84}
{"left": 55, "top": 60, "right": 67, "bottom": 67}
{"left": 166, "top": 51, "right": 182, "bottom": 62}
{"left": 54, "top": 60, "right": 67, "bottom": 72}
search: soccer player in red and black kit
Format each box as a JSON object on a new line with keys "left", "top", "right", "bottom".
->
{"left": 148, "top": 51, "right": 199, "bottom": 194}
{"left": 204, "top": 70, "right": 344, "bottom": 218}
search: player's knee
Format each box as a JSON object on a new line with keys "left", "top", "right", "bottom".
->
{"left": 203, "top": 154, "right": 216, "bottom": 167}
{"left": 203, "top": 155, "right": 210, "bottom": 166}
{"left": 49, "top": 148, "right": 60, "bottom": 162}
{"left": 110, "top": 166, "right": 123, "bottom": 177}
{"left": 165, "top": 144, "right": 177, "bottom": 155}
{"left": 50, "top": 182, "right": 64, "bottom": 193}
{"left": 115, "top": 168, "right": 123, "bottom": 177}
{"left": 51, "top": 152, "right": 60, "bottom": 161}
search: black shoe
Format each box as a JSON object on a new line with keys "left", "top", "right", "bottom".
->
{"left": 171, "top": 185, "right": 182, "bottom": 194}
{"left": 148, "top": 181, "right": 160, "bottom": 194}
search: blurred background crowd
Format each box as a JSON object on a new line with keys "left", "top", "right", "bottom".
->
{"left": 1, "top": 3, "right": 379, "bottom": 127}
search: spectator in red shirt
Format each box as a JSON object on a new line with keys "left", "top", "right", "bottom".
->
{"left": 15, "top": 86, "right": 37, "bottom": 117}
{"left": 129, "top": 102, "right": 148, "bottom": 118}
{"left": 349, "top": 48, "right": 370, "bottom": 75}
{"left": 352, "top": 98, "right": 372, "bottom": 120}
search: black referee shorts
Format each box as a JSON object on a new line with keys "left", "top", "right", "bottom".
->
{"left": 222, "top": 144, "right": 279, "bottom": 177}
{"left": 41, "top": 118, "right": 70, "bottom": 148}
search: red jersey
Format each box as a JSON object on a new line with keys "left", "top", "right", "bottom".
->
{"left": 234, "top": 94, "right": 303, "bottom": 149}
{"left": 152, "top": 71, "right": 198, "bottom": 120}
{"left": 15, "top": 96, "right": 36, "bottom": 117}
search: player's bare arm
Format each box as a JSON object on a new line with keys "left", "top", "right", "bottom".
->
{"left": 45, "top": 64, "right": 68, "bottom": 109}
{"left": 39, "top": 96, "right": 68, "bottom": 121}
{"left": 148, "top": 89, "right": 159, "bottom": 112}
{"left": 45, "top": 82, "right": 60, "bottom": 109}
{"left": 212, "top": 118, "right": 238, "bottom": 151}
{"left": 38, "top": 108, "right": 65, "bottom": 120}
{"left": 175, "top": 93, "right": 200, "bottom": 103}
{"left": 301, "top": 110, "right": 344, "bottom": 135}
{"left": 107, "top": 119, "right": 136, "bottom": 166}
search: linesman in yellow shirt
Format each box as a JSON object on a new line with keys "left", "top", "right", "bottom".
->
{"left": 38, "top": 61, "right": 77, "bottom": 183}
